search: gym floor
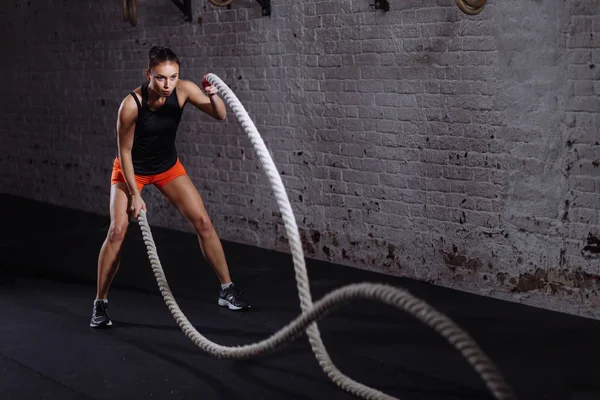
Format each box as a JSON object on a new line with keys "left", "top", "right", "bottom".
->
{"left": 1, "top": 193, "right": 599, "bottom": 400}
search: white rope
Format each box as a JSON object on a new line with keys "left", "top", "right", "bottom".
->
{"left": 135, "top": 73, "right": 517, "bottom": 400}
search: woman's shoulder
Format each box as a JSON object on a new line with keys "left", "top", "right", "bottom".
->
{"left": 130, "top": 86, "right": 143, "bottom": 102}
{"left": 119, "top": 89, "right": 142, "bottom": 116}
{"left": 117, "top": 86, "right": 143, "bottom": 109}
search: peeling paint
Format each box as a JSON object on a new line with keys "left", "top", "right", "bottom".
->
{"left": 582, "top": 233, "right": 600, "bottom": 255}
{"left": 443, "top": 250, "right": 482, "bottom": 272}
{"left": 511, "top": 268, "right": 600, "bottom": 293}
{"left": 497, "top": 272, "right": 507, "bottom": 284}
{"left": 311, "top": 230, "right": 321, "bottom": 243}
{"left": 386, "top": 244, "right": 396, "bottom": 260}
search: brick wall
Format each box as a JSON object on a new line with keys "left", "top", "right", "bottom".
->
{"left": 1, "top": 0, "right": 599, "bottom": 318}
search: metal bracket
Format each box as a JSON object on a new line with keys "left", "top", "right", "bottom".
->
{"left": 370, "top": 0, "right": 389, "bottom": 11}
{"left": 170, "top": 0, "right": 193, "bottom": 21}
{"left": 256, "top": 0, "right": 270, "bottom": 16}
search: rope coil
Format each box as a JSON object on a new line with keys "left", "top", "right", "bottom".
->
{"left": 136, "top": 73, "right": 516, "bottom": 400}
{"left": 456, "top": 0, "right": 486, "bottom": 15}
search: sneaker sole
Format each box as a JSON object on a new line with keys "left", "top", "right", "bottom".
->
{"left": 218, "top": 299, "right": 250, "bottom": 310}
{"left": 90, "top": 321, "right": 113, "bottom": 328}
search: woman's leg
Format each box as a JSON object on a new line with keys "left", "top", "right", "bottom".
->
{"left": 156, "top": 163, "right": 250, "bottom": 310}
{"left": 90, "top": 182, "right": 133, "bottom": 327}
{"left": 158, "top": 174, "right": 232, "bottom": 284}
{"left": 96, "top": 182, "right": 132, "bottom": 299}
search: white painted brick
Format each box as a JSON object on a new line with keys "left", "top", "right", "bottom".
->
{"left": 2, "top": 0, "right": 600, "bottom": 320}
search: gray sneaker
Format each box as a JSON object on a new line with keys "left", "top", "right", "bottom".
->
{"left": 218, "top": 284, "right": 251, "bottom": 310}
{"left": 90, "top": 300, "right": 112, "bottom": 328}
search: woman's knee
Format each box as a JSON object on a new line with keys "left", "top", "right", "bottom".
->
{"left": 108, "top": 221, "right": 129, "bottom": 243}
{"left": 190, "top": 214, "right": 215, "bottom": 237}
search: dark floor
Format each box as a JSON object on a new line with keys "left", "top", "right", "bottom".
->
{"left": 1, "top": 193, "right": 599, "bottom": 400}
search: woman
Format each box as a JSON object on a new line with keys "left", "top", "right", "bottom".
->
{"left": 90, "top": 46, "right": 250, "bottom": 328}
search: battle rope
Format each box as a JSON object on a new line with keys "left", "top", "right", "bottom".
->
{"left": 207, "top": 0, "right": 234, "bottom": 7}
{"left": 122, "top": 0, "right": 137, "bottom": 26}
{"left": 456, "top": 0, "right": 487, "bottom": 15}
{"left": 136, "top": 73, "right": 516, "bottom": 400}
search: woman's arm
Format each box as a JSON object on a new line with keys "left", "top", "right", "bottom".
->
{"left": 116, "top": 96, "right": 139, "bottom": 197}
{"left": 180, "top": 79, "right": 226, "bottom": 120}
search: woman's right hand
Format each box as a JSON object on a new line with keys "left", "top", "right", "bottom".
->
{"left": 130, "top": 192, "right": 147, "bottom": 218}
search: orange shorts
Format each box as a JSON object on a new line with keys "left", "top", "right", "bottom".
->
{"left": 111, "top": 157, "right": 187, "bottom": 191}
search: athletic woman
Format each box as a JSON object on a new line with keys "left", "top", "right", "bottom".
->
{"left": 90, "top": 46, "right": 250, "bottom": 328}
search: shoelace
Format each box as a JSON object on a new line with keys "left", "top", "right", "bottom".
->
{"left": 94, "top": 302, "right": 108, "bottom": 315}
{"left": 226, "top": 286, "right": 245, "bottom": 303}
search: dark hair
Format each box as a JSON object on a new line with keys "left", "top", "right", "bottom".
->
{"left": 148, "top": 46, "right": 180, "bottom": 70}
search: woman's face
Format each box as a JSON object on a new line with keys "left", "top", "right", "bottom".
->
{"left": 147, "top": 62, "right": 179, "bottom": 98}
